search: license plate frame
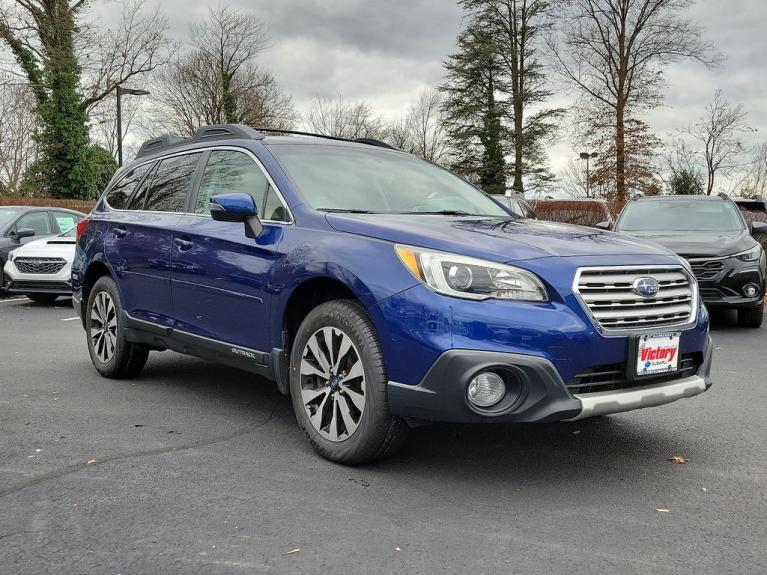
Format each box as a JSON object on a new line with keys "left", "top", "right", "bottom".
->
{"left": 629, "top": 332, "right": 681, "bottom": 380}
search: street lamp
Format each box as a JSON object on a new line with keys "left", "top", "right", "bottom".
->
{"left": 116, "top": 86, "right": 150, "bottom": 167}
{"left": 579, "top": 152, "right": 598, "bottom": 198}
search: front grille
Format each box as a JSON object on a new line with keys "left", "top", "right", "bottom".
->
{"left": 575, "top": 267, "right": 695, "bottom": 330}
{"left": 568, "top": 353, "right": 701, "bottom": 395}
{"left": 685, "top": 258, "right": 725, "bottom": 281}
{"left": 14, "top": 257, "right": 66, "bottom": 275}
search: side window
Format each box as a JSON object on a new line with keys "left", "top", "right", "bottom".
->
{"left": 106, "top": 163, "right": 152, "bottom": 209}
{"left": 263, "top": 186, "right": 288, "bottom": 222}
{"left": 195, "top": 150, "right": 268, "bottom": 215}
{"left": 126, "top": 162, "right": 158, "bottom": 210}
{"left": 52, "top": 212, "right": 79, "bottom": 233}
{"left": 14, "top": 211, "right": 52, "bottom": 235}
{"left": 144, "top": 153, "right": 202, "bottom": 212}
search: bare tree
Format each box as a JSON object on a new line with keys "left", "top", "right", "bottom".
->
{"left": 557, "top": 158, "right": 589, "bottom": 198}
{"left": 80, "top": 0, "right": 174, "bottom": 111}
{"left": 0, "top": 77, "right": 36, "bottom": 194}
{"left": 683, "top": 91, "right": 754, "bottom": 195}
{"left": 150, "top": 6, "right": 296, "bottom": 137}
{"left": 304, "top": 94, "right": 387, "bottom": 140}
{"left": 733, "top": 142, "right": 767, "bottom": 199}
{"left": 404, "top": 89, "right": 450, "bottom": 163}
{"left": 551, "top": 0, "right": 719, "bottom": 201}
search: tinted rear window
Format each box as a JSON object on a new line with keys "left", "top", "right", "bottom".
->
{"left": 106, "top": 163, "right": 152, "bottom": 209}
{"left": 144, "top": 153, "right": 202, "bottom": 212}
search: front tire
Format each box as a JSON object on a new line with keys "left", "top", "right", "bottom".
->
{"left": 737, "top": 301, "right": 764, "bottom": 328}
{"left": 289, "top": 300, "right": 408, "bottom": 464}
{"left": 85, "top": 276, "right": 149, "bottom": 378}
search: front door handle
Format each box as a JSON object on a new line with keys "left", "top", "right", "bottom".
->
{"left": 113, "top": 226, "right": 128, "bottom": 239}
{"left": 174, "top": 236, "right": 194, "bottom": 251}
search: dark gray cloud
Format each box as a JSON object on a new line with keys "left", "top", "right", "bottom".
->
{"left": 90, "top": 0, "right": 765, "bottom": 176}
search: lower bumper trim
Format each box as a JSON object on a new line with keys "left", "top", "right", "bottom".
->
{"left": 568, "top": 375, "right": 707, "bottom": 421}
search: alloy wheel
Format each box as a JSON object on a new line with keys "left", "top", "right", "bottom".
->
{"left": 90, "top": 291, "right": 118, "bottom": 363}
{"left": 299, "top": 327, "right": 366, "bottom": 442}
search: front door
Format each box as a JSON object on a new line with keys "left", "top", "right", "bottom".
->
{"left": 171, "top": 148, "right": 290, "bottom": 353}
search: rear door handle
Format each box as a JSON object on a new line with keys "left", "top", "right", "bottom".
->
{"left": 113, "top": 227, "right": 128, "bottom": 238}
{"left": 174, "top": 236, "right": 194, "bottom": 251}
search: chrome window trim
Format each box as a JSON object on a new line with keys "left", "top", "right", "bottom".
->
{"left": 571, "top": 265, "right": 699, "bottom": 336}
{"left": 103, "top": 145, "right": 294, "bottom": 225}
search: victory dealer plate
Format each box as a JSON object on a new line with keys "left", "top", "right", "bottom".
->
{"left": 635, "top": 332, "right": 680, "bottom": 377}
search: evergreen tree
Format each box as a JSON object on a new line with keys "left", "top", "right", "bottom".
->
{"left": 441, "top": 25, "right": 508, "bottom": 194}
{"left": 460, "top": 0, "right": 562, "bottom": 194}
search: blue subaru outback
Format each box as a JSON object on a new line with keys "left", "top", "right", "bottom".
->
{"left": 72, "top": 124, "right": 712, "bottom": 464}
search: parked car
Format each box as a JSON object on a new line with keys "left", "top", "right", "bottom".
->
{"left": 731, "top": 196, "right": 767, "bottom": 248}
{"left": 72, "top": 124, "right": 712, "bottom": 464}
{"left": 3, "top": 227, "right": 77, "bottom": 304}
{"left": 613, "top": 195, "right": 767, "bottom": 327}
{"left": 529, "top": 198, "right": 614, "bottom": 228}
{"left": 498, "top": 193, "right": 536, "bottom": 218}
{"left": 0, "top": 206, "right": 84, "bottom": 292}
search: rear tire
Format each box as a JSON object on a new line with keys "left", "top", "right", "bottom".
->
{"left": 737, "top": 301, "right": 764, "bottom": 328}
{"left": 289, "top": 299, "right": 408, "bottom": 464}
{"left": 26, "top": 293, "right": 59, "bottom": 305}
{"left": 86, "top": 276, "right": 149, "bottom": 378}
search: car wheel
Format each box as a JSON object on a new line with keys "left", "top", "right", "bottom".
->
{"left": 26, "top": 293, "right": 59, "bottom": 305}
{"left": 289, "top": 299, "right": 408, "bottom": 464}
{"left": 86, "top": 276, "right": 149, "bottom": 378}
{"left": 737, "top": 301, "right": 764, "bottom": 328}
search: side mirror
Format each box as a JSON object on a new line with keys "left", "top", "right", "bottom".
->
{"left": 209, "top": 192, "right": 263, "bottom": 238}
{"left": 595, "top": 221, "right": 613, "bottom": 230}
{"left": 14, "top": 228, "right": 35, "bottom": 240}
{"left": 751, "top": 221, "right": 767, "bottom": 235}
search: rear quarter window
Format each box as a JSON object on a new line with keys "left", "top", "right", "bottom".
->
{"left": 106, "top": 163, "right": 152, "bottom": 210}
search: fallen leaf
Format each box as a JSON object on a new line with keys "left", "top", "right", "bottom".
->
{"left": 283, "top": 549, "right": 301, "bottom": 555}
{"left": 655, "top": 507, "right": 670, "bottom": 513}
{"left": 701, "top": 487, "right": 707, "bottom": 492}
{"left": 572, "top": 430, "right": 581, "bottom": 435}
{"left": 668, "top": 456, "right": 689, "bottom": 464}
{"left": 86, "top": 459, "right": 97, "bottom": 464}
{"left": 395, "top": 546, "right": 401, "bottom": 551}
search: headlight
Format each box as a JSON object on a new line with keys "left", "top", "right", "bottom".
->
{"left": 395, "top": 245, "right": 549, "bottom": 301}
{"left": 732, "top": 246, "right": 762, "bottom": 262}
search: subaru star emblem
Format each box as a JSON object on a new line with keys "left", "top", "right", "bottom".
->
{"left": 633, "top": 277, "right": 659, "bottom": 298}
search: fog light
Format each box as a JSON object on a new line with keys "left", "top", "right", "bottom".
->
{"left": 467, "top": 372, "right": 506, "bottom": 408}
{"left": 743, "top": 284, "right": 760, "bottom": 298}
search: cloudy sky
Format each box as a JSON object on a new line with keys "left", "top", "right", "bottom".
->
{"left": 92, "top": 0, "right": 766, "bottom": 181}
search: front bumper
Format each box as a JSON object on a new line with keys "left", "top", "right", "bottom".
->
{"left": 689, "top": 256, "right": 765, "bottom": 309}
{"left": 2, "top": 260, "right": 72, "bottom": 295}
{"left": 388, "top": 337, "right": 713, "bottom": 423}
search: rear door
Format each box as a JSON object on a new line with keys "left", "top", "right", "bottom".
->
{"left": 171, "top": 148, "right": 290, "bottom": 352}
{"left": 104, "top": 152, "right": 203, "bottom": 325}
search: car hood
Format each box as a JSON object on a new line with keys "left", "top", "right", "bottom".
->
{"left": 620, "top": 230, "right": 755, "bottom": 258}
{"left": 11, "top": 236, "right": 76, "bottom": 259}
{"left": 325, "top": 214, "right": 675, "bottom": 262}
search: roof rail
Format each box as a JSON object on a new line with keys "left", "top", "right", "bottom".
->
{"left": 253, "top": 127, "right": 398, "bottom": 150}
{"left": 135, "top": 124, "right": 266, "bottom": 160}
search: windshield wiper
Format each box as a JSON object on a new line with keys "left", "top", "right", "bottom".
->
{"left": 317, "top": 208, "right": 378, "bottom": 214}
{"left": 401, "top": 210, "right": 472, "bottom": 216}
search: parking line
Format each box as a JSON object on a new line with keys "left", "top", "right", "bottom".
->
{"left": 61, "top": 317, "right": 80, "bottom": 322}
{"left": 0, "top": 297, "right": 29, "bottom": 304}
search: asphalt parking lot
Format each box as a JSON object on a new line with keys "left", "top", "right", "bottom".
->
{"left": 1, "top": 296, "right": 765, "bottom": 574}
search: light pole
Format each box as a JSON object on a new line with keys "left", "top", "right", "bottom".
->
{"left": 579, "top": 152, "right": 598, "bottom": 198}
{"left": 117, "top": 86, "right": 150, "bottom": 167}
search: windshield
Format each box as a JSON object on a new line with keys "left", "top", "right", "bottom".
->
{"left": 0, "top": 209, "right": 18, "bottom": 228}
{"left": 270, "top": 144, "right": 509, "bottom": 217}
{"left": 617, "top": 200, "right": 745, "bottom": 232}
